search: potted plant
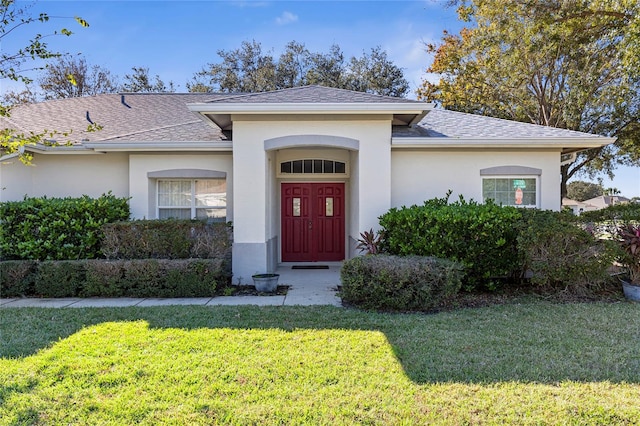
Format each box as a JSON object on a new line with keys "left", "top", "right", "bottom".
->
{"left": 617, "top": 223, "right": 640, "bottom": 301}
{"left": 251, "top": 273, "right": 280, "bottom": 292}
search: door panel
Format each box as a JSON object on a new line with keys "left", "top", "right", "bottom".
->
{"left": 282, "top": 183, "right": 345, "bottom": 262}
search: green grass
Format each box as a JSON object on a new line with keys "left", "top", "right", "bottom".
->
{"left": 1, "top": 302, "right": 639, "bottom": 424}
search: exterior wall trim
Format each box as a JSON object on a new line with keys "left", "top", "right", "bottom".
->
{"left": 264, "top": 135, "right": 359, "bottom": 151}
{"left": 480, "top": 165, "right": 542, "bottom": 176}
{"left": 147, "top": 169, "right": 227, "bottom": 179}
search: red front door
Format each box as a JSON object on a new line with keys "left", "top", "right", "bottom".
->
{"left": 281, "top": 183, "right": 345, "bottom": 262}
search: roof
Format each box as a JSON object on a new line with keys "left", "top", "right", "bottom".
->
{"left": 0, "top": 93, "right": 228, "bottom": 144}
{"left": 582, "top": 195, "right": 631, "bottom": 208}
{"left": 396, "top": 109, "right": 608, "bottom": 139}
{"left": 0, "top": 87, "right": 614, "bottom": 154}
{"left": 203, "top": 85, "right": 425, "bottom": 104}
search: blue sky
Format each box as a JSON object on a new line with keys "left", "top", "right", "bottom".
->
{"left": 3, "top": 0, "right": 639, "bottom": 197}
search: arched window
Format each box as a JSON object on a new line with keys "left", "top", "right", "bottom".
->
{"left": 280, "top": 159, "right": 346, "bottom": 175}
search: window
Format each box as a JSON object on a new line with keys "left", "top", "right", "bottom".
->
{"left": 280, "top": 159, "right": 346, "bottom": 174}
{"left": 157, "top": 179, "right": 226, "bottom": 222}
{"left": 482, "top": 177, "right": 537, "bottom": 207}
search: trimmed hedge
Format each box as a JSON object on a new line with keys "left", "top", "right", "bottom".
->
{"left": 577, "top": 203, "right": 640, "bottom": 223}
{"left": 340, "top": 255, "right": 463, "bottom": 311}
{"left": 516, "top": 209, "right": 614, "bottom": 292}
{"left": 1, "top": 259, "right": 229, "bottom": 298}
{"left": 101, "top": 220, "right": 232, "bottom": 262}
{"left": 379, "top": 193, "right": 521, "bottom": 290}
{"left": 0, "top": 193, "right": 130, "bottom": 261}
{"left": 0, "top": 260, "right": 36, "bottom": 297}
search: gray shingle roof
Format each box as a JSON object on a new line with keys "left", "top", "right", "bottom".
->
{"left": 0, "top": 93, "right": 228, "bottom": 144}
{"left": 1, "top": 91, "right": 608, "bottom": 147}
{"left": 396, "top": 108, "right": 607, "bottom": 139}
{"left": 204, "top": 85, "right": 425, "bottom": 104}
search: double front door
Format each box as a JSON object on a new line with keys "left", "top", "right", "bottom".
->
{"left": 281, "top": 183, "right": 345, "bottom": 262}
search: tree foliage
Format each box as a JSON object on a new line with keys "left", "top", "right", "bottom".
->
{"left": 189, "top": 40, "right": 409, "bottom": 97}
{"left": 566, "top": 180, "right": 604, "bottom": 201}
{"left": 421, "top": 0, "right": 640, "bottom": 196}
{"left": 1, "top": 0, "right": 88, "bottom": 161}
{"left": 122, "top": 66, "right": 175, "bottom": 93}
{"left": 38, "top": 55, "right": 118, "bottom": 99}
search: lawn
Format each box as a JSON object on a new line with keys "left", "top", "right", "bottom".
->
{"left": 1, "top": 302, "right": 639, "bottom": 425}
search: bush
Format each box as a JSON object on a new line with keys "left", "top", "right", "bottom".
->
{"left": 577, "top": 203, "right": 640, "bottom": 223}
{"left": 0, "top": 261, "right": 37, "bottom": 297}
{"left": 101, "top": 220, "right": 232, "bottom": 263}
{"left": 379, "top": 193, "right": 521, "bottom": 290}
{"left": 82, "top": 260, "right": 126, "bottom": 297}
{"left": 516, "top": 209, "right": 614, "bottom": 292}
{"left": 340, "top": 255, "right": 463, "bottom": 311}
{"left": 34, "top": 260, "right": 85, "bottom": 297}
{"left": 0, "top": 193, "right": 130, "bottom": 261}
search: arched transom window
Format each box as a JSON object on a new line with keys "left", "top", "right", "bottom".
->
{"left": 280, "top": 159, "right": 346, "bottom": 175}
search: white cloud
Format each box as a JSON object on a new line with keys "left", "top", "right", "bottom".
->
{"left": 275, "top": 11, "right": 298, "bottom": 25}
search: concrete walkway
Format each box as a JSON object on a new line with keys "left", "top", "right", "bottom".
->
{"left": 0, "top": 264, "right": 343, "bottom": 308}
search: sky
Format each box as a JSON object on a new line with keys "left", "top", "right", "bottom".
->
{"left": 2, "top": 0, "right": 639, "bottom": 197}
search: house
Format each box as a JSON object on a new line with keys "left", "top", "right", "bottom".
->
{"left": 561, "top": 197, "right": 599, "bottom": 215}
{"left": 581, "top": 195, "right": 631, "bottom": 210}
{"left": 0, "top": 86, "right": 614, "bottom": 283}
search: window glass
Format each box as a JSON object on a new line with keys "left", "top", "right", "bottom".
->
{"left": 482, "top": 177, "right": 537, "bottom": 207}
{"left": 279, "top": 159, "right": 346, "bottom": 174}
{"left": 158, "top": 179, "right": 226, "bottom": 222}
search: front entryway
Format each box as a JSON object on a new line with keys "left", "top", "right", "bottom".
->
{"left": 281, "top": 183, "right": 345, "bottom": 262}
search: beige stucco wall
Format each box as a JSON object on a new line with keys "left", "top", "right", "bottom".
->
{"left": 231, "top": 114, "right": 392, "bottom": 282}
{"left": 0, "top": 152, "right": 129, "bottom": 202}
{"left": 390, "top": 149, "right": 562, "bottom": 211}
{"left": 128, "top": 153, "right": 233, "bottom": 220}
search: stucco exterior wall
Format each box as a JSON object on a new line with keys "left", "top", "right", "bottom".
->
{"left": 231, "top": 115, "right": 392, "bottom": 282}
{"left": 0, "top": 153, "right": 129, "bottom": 202}
{"left": 390, "top": 149, "right": 562, "bottom": 211}
{"left": 128, "top": 153, "right": 233, "bottom": 220}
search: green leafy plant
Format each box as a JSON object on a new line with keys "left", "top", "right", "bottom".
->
{"left": 379, "top": 192, "right": 521, "bottom": 291}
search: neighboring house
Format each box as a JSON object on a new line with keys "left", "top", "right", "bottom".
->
{"left": 582, "top": 195, "right": 631, "bottom": 210}
{"left": 562, "top": 197, "right": 599, "bottom": 216}
{"left": 0, "top": 86, "right": 614, "bottom": 282}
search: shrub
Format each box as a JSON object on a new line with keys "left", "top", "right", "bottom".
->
{"left": 578, "top": 203, "right": 640, "bottom": 223}
{"left": 34, "top": 260, "right": 85, "bottom": 297}
{"left": 340, "top": 255, "right": 463, "bottom": 311}
{"left": 0, "top": 193, "right": 130, "bottom": 261}
{"left": 379, "top": 193, "right": 521, "bottom": 290}
{"left": 101, "top": 220, "right": 232, "bottom": 263}
{"left": 516, "top": 209, "right": 614, "bottom": 293}
{"left": 82, "top": 260, "right": 126, "bottom": 297}
{"left": 0, "top": 260, "right": 37, "bottom": 297}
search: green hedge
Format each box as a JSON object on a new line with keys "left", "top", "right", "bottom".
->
{"left": 516, "top": 209, "right": 615, "bottom": 291}
{"left": 0, "top": 260, "right": 37, "bottom": 297}
{"left": 0, "top": 193, "right": 130, "bottom": 261}
{"left": 340, "top": 255, "right": 463, "bottom": 311}
{"left": 1, "top": 259, "right": 229, "bottom": 298}
{"left": 100, "top": 220, "right": 232, "bottom": 262}
{"left": 379, "top": 193, "right": 521, "bottom": 290}
{"left": 577, "top": 203, "right": 640, "bottom": 223}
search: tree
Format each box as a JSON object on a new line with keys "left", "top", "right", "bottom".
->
{"left": 189, "top": 40, "right": 409, "bottom": 97}
{"left": 345, "top": 47, "right": 409, "bottom": 97}
{"left": 122, "top": 66, "right": 175, "bottom": 93}
{"left": 420, "top": 0, "right": 640, "bottom": 197}
{"left": 38, "top": 56, "right": 118, "bottom": 99}
{"left": 566, "top": 180, "right": 604, "bottom": 201}
{"left": 1, "top": 0, "right": 88, "bottom": 162}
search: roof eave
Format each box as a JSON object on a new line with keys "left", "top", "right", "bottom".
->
{"left": 83, "top": 141, "right": 233, "bottom": 152}
{"left": 391, "top": 137, "right": 615, "bottom": 151}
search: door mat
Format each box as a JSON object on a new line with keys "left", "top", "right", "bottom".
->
{"left": 292, "top": 265, "right": 329, "bottom": 270}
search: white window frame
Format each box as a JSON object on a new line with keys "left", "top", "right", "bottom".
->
{"left": 157, "top": 178, "right": 226, "bottom": 221}
{"left": 481, "top": 175, "right": 540, "bottom": 208}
